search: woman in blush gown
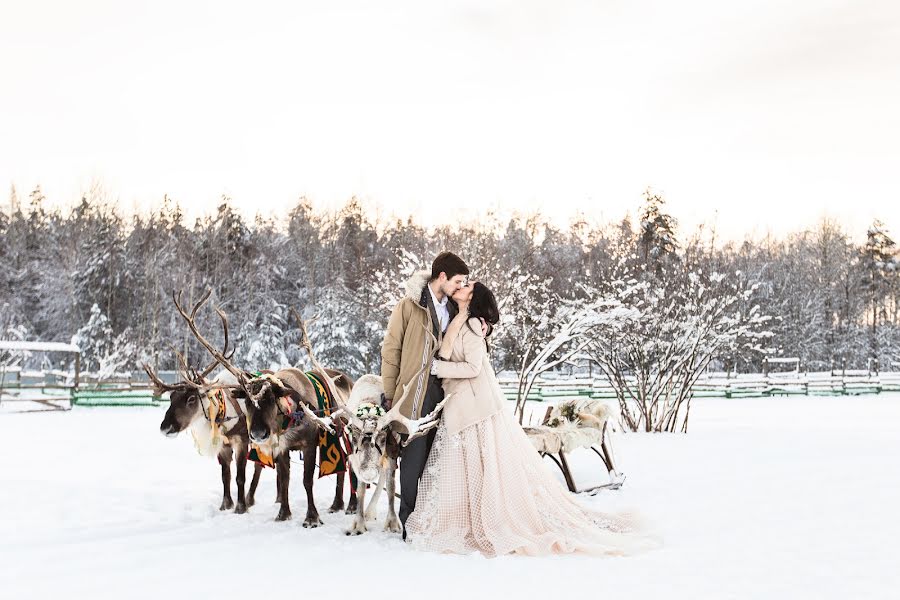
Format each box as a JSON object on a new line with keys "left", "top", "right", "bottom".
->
{"left": 405, "top": 281, "right": 656, "bottom": 558}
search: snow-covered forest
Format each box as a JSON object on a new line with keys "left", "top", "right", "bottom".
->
{"left": 1, "top": 185, "right": 898, "bottom": 378}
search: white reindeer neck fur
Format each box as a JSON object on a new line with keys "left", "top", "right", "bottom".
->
{"left": 188, "top": 387, "right": 243, "bottom": 457}
{"left": 189, "top": 415, "right": 223, "bottom": 457}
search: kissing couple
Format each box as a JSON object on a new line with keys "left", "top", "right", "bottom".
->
{"left": 381, "top": 252, "right": 653, "bottom": 557}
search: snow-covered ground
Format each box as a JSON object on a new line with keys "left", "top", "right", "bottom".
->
{"left": 2, "top": 395, "right": 898, "bottom": 600}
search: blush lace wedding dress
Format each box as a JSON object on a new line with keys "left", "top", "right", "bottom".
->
{"left": 405, "top": 404, "right": 656, "bottom": 557}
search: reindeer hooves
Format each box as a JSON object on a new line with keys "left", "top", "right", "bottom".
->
{"left": 384, "top": 516, "right": 402, "bottom": 533}
{"left": 346, "top": 498, "right": 359, "bottom": 515}
{"left": 275, "top": 510, "right": 292, "bottom": 522}
{"left": 302, "top": 515, "right": 323, "bottom": 528}
{"left": 246, "top": 496, "right": 256, "bottom": 508}
{"left": 234, "top": 504, "right": 247, "bottom": 515}
{"left": 345, "top": 522, "right": 367, "bottom": 536}
{"left": 327, "top": 502, "right": 344, "bottom": 514}
{"left": 220, "top": 498, "right": 235, "bottom": 511}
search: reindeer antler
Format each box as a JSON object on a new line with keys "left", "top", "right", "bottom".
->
{"left": 172, "top": 289, "right": 247, "bottom": 386}
{"left": 171, "top": 346, "right": 199, "bottom": 383}
{"left": 291, "top": 307, "right": 348, "bottom": 409}
{"left": 197, "top": 305, "right": 233, "bottom": 379}
{"left": 144, "top": 355, "right": 237, "bottom": 399}
{"left": 143, "top": 362, "right": 175, "bottom": 397}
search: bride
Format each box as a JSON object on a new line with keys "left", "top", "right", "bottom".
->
{"left": 405, "top": 281, "right": 655, "bottom": 557}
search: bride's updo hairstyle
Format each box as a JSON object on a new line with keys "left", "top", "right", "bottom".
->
{"left": 467, "top": 282, "right": 500, "bottom": 348}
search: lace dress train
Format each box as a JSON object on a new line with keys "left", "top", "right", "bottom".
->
{"left": 405, "top": 409, "right": 656, "bottom": 557}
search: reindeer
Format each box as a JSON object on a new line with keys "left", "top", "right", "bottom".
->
{"left": 329, "top": 365, "right": 450, "bottom": 536}
{"left": 146, "top": 313, "right": 263, "bottom": 514}
{"left": 172, "top": 290, "right": 357, "bottom": 526}
{"left": 300, "top": 322, "right": 452, "bottom": 535}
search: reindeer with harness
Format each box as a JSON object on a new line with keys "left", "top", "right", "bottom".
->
{"left": 299, "top": 323, "right": 451, "bottom": 536}
{"left": 172, "top": 291, "right": 358, "bottom": 526}
{"left": 146, "top": 302, "right": 263, "bottom": 514}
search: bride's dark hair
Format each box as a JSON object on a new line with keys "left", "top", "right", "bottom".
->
{"left": 466, "top": 282, "right": 500, "bottom": 348}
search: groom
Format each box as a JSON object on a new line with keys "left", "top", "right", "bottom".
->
{"left": 381, "top": 251, "right": 469, "bottom": 539}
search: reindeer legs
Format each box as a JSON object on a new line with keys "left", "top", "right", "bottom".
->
{"left": 232, "top": 438, "right": 249, "bottom": 514}
{"left": 302, "top": 449, "right": 323, "bottom": 528}
{"left": 346, "top": 479, "right": 368, "bottom": 535}
{"left": 275, "top": 453, "right": 292, "bottom": 521}
{"left": 364, "top": 470, "right": 385, "bottom": 522}
{"left": 247, "top": 461, "right": 261, "bottom": 507}
{"left": 383, "top": 459, "right": 402, "bottom": 533}
{"left": 346, "top": 465, "right": 359, "bottom": 515}
{"left": 218, "top": 445, "right": 235, "bottom": 511}
{"left": 329, "top": 471, "right": 346, "bottom": 513}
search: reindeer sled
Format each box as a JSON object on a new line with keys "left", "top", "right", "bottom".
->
{"left": 523, "top": 398, "right": 626, "bottom": 494}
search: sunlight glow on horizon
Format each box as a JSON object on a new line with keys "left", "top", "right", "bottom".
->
{"left": 2, "top": 0, "right": 898, "bottom": 243}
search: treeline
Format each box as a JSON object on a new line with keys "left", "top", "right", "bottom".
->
{"left": 0, "top": 186, "right": 897, "bottom": 376}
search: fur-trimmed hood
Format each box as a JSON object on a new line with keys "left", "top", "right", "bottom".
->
{"left": 403, "top": 270, "right": 431, "bottom": 303}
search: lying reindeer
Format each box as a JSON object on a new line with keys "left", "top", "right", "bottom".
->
{"left": 146, "top": 315, "right": 263, "bottom": 514}
{"left": 173, "top": 290, "right": 357, "bottom": 526}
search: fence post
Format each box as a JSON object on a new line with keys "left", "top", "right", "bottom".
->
{"left": 73, "top": 353, "right": 81, "bottom": 407}
{"left": 841, "top": 358, "right": 847, "bottom": 395}
{"left": 874, "top": 358, "right": 881, "bottom": 394}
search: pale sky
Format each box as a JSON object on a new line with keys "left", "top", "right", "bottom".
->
{"left": 1, "top": 0, "right": 898, "bottom": 241}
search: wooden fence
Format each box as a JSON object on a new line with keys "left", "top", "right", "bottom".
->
{"left": 4, "top": 367, "right": 900, "bottom": 410}
{"left": 497, "top": 370, "right": 900, "bottom": 403}
{"left": 0, "top": 368, "right": 173, "bottom": 408}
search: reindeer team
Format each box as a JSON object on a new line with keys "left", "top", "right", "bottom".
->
{"left": 146, "top": 289, "right": 448, "bottom": 535}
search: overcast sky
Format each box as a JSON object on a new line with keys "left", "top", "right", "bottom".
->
{"left": 1, "top": 0, "right": 898, "bottom": 241}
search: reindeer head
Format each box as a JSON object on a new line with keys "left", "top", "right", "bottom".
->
{"left": 159, "top": 387, "right": 205, "bottom": 437}
{"left": 236, "top": 374, "right": 296, "bottom": 444}
{"left": 146, "top": 350, "right": 226, "bottom": 438}
{"left": 341, "top": 375, "right": 389, "bottom": 483}
{"left": 153, "top": 290, "right": 238, "bottom": 438}
{"left": 340, "top": 361, "right": 450, "bottom": 485}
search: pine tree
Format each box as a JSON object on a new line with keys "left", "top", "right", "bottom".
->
{"left": 638, "top": 189, "right": 679, "bottom": 276}
{"left": 71, "top": 303, "right": 135, "bottom": 376}
{"left": 861, "top": 220, "right": 898, "bottom": 363}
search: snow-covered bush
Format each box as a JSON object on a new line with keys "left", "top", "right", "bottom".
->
{"left": 584, "top": 272, "right": 772, "bottom": 432}
{"left": 71, "top": 304, "right": 135, "bottom": 378}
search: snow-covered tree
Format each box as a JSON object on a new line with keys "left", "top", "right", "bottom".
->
{"left": 512, "top": 303, "right": 596, "bottom": 423}
{"left": 233, "top": 317, "right": 290, "bottom": 371}
{"left": 71, "top": 304, "right": 135, "bottom": 377}
{"left": 861, "top": 220, "right": 898, "bottom": 362}
{"left": 584, "top": 271, "right": 772, "bottom": 432}
{"left": 0, "top": 183, "right": 893, "bottom": 382}
{"left": 638, "top": 189, "right": 679, "bottom": 279}
{"left": 0, "top": 322, "right": 29, "bottom": 370}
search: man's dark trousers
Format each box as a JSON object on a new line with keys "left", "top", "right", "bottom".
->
{"left": 398, "top": 374, "right": 444, "bottom": 533}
